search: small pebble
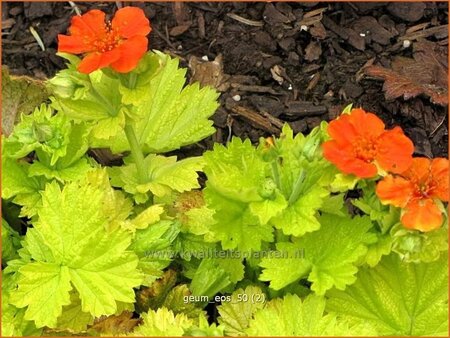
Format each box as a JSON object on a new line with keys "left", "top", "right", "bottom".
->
{"left": 201, "top": 55, "right": 209, "bottom": 61}
{"left": 359, "top": 33, "right": 366, "bottom": 37}
{"left": 232, "top": 94, "right": 241, "bottom": 102}
{"left": 288, "top": 84, "right": 293, "bottom": 90}
{"left": 402, "top": 40, "right": 411, "bottom": 48}
{"left": 300, "top": 25, "right": 308, "bottom": 31}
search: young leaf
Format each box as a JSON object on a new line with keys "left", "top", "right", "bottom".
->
{"left": 263, "top": 125, "right": 332, "bottom": 236}
{"left": 109, "top": 154, "right": 204, "bottom": 203}
{"left": 260, "top": 215, "right": 376, "bottom": 294}
{"left": 326, "top": 253, "right": 448, "bottom": 336}
{"left": 9, "top": 180, "right": 143, "bottom": 327}
{"left": 202, "top": 138, "right": 276, "bottom": 251}
{"left": 203, "top": 138, "right": 269, "bottom": 204}
{"left": 204, "top": 190, "right": 273, "bottom": 252}
{"left": 50, "top": 67, "right": 127, "bottom": 142}
{"left": 5, "top": 104, "right": 71, "bottom": 165}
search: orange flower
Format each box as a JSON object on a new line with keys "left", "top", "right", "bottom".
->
{"left": 58, "top": 7, "right": 151, "bottom": 74}
{"left": 376, "top": 157, "right": 449, "bottom": 232}
{"left": 322, "top": 108, "right": 414, "bottom": 178}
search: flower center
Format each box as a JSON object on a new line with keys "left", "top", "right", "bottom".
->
{"left": 89, "top": 22, "right": 121, "bottom": 53}
{"left": 353, "top": 137, "right": 379, "bottom": 162}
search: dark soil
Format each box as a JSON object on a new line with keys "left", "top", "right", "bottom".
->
{"left": 2, "top": 1, "right": 448, "bottom": 158}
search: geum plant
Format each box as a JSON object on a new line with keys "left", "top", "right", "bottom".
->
{"left": 1, "top": 6, "right": 448, "bottom": 337}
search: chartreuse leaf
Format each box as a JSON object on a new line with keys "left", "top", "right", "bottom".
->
{"left": 109, "top": 154, "right": 204, "bottom": 203}
{"left": 106, "top": 51, "right": 219, "bottom": 154}
{"left": 217, "top": 286, "right": 266, "bottom": 336}
{"left": 1, "top": 141, "right": 46, "bottom": 217}
{"left": 3, "top": 102, "right": 93, "bottom": 182}
{"left": 5, "top": 104, "right": 70, "bottom": 164}
{"left": 246, "top": 294, "right": 376, "bottom": 336}
{"left": 204, "top": 139, "right": 269, "bottom": 204}
{"left": 190, "top": 258, "right": 232, "bottom": 300}
{"left": 258, "top": 242, "right": 311, "bottom": 291}
{"left": 54, "top": 292, "right": 94, "bottom": 333}
{"left": 84, "top": 169, "right": 133, "bottom": 232}
{"left": 204, "top": 191, "right": 273, "bottom": 252}
{"left": 163, "top": 284, "right": 206, "bottom": 320}
{"left": 326, "top": 253, "right": 448, "bottom": 336}
{"left": 49, "top": 59, "right": 128, "bottom": 142}
{"left": 9, "top": 263, "right": 73, "bottom": 328}
{"left": 9, "top": 180, "right": 143, "bottom": 328}
{"left": 2, "top": 219, "right": 22, "bottom": 264}
{"left": 202, "top": 138, "right": 278, "bottom": 251}
{"left": 131, "top": 220, "right": 179, "bottom": 286}
{"left": 390, "top": 223, "right": 448, "bottom": 263}
{"left": 184, "top": 314, "right": 225, "bottom": 337}
{"left": 129, "top": 307, "right": 194, "bottom": 336}
{"left": 260, "top": 215, "right": 376, "bottom": 294}
{"left": 27, "top": 122, "right": 92, "bottom": 182}
{"left": 264, "top": 125, "right": 332, "bottom": 236}
{"left": 2, "top": 272, "right": 42, "bottom": 337}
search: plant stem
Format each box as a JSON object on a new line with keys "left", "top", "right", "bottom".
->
{"left": 288, "top": 169, "right": 306, "bottom": 206}
{"left": 129, "top": 72, "right": 137, "bottom": 89}
{"left": 124, "top": 119, "right": 147, "bottom": 183}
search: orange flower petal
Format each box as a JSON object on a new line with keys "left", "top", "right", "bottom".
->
{"left": 77, "top": 49, "right": 121, "bottom": 74}
{"left": 376, "top": 127, "right": 414, "bottom": 174}
{"left": 430, "top": 158, "right": 449, "bottom": 201}
{"left": 401, "top": 199, "right": 443, "bottom": 232}
{"left": 348, "top": 108, "right": 386, "bottom": 138}
{"left": 112, "top": 7, "right": 151, "bottom": 38}
{"left": 327, "top": 114, "right": 359, "bottom": 146}
{"left": 58, "top": 34, "right": 90, "bottom": 54}
{"left": 69, "top": 9, "right": 106, "bottom": 39}
{"left": 323, "top": 141, "right": 378, "bottom": 178}
{"left": 376, "top": 175, "right": 413, "bottom": 208}
{"left": 401, "top": 157, "right": 431, "bottom": 181}
{"left": 110, "top": 36, "right": 148, "bottom": 73}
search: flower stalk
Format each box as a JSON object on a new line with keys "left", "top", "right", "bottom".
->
{"left": 124, "top": 119, "right": 148, "bottom": 183}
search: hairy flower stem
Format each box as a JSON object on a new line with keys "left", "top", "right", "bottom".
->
{"left": 124, "top": 120, "right": 148, "bottom": 183}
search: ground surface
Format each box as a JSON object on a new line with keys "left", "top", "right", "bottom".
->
{"left": 2, "top": 1, "right": 448, "bottom": 158}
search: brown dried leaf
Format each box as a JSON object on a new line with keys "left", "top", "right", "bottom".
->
{"left": 89, "top": 311, "right": 140, "bottom": 335}
{"left": 1, "top": 66, "right": 49, "bottom": 136}
{"left": 136, "top": 269, "right": 177, "bottom": 313}
{"left": 364, "top": 41, "right": 448, "bottom": 105}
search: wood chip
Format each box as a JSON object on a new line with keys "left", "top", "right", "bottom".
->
{"left": 226, "top": 13, "right": 264, "bottom": 27}
{"left": 285, "top": 101, "right": 327, "bottom": 116}
{"left": 229, "top": 105, "right": 280, "bottom": 134}
{"left": 305, "top": 41, "right": 322, "bottom": 61}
